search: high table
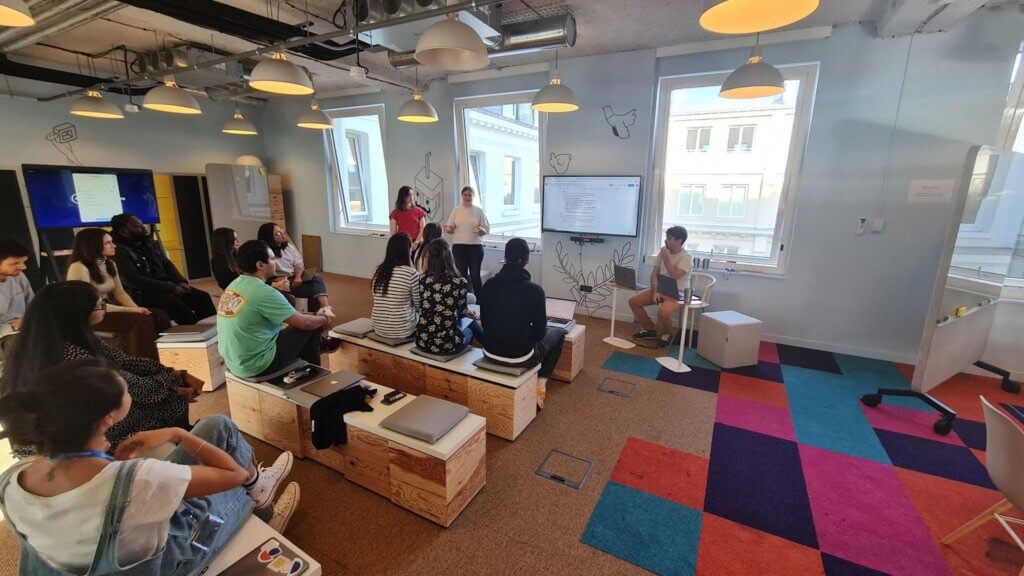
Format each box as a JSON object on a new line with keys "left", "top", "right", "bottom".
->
{"left": 604, "top": 283, "right": 637, "bottom": 349}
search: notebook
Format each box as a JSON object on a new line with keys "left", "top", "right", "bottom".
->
{"left": 219, "top": 538, "right": 308, "bottom": 576}
{"left": 156, "top": 324, "right": 217, "bottom": 343}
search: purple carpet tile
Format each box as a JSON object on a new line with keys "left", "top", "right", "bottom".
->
{"left": 874, "top": 428, "right": 995, "bottom": 489}
{"left": 657, "top": 365, "right": 721, "bottom": 393}
{"left": 777, "top": 344, "right": 842, "bottom": 374}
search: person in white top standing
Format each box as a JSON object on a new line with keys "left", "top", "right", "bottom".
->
{"left": 443, "top": 186, "right": 491, "bottom": 300}
{"left": 628, "top": 226, "right": 693, "bottom": 347}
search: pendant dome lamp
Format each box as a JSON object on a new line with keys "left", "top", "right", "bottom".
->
{"left": 532, "top": 50, "right": 578, "bottom": 113}
{"left": 397, "top": 90, "right": 439, "bottom": 123}
{"left": 250, "top": 52, "right": 315, "bottom": 95}
{"left": 143, "top": 78, "right": 202, "bottom": 114}
{"left": 414, "top": 13, "right": 489, "bottom": 71}
{"left": 699, "top": 0, "right": 819, "bottom": 35}
{"left": 720, "top": 44, "right": 784, "bottom": 100}
{"left": 222, "top": 105, "right": 258, "bottom": 135}
{"left": 0, "top": 0, "right": 34, "bottom": 27}
{"left": 70, "top": 89, "right": 124, "bottom": 119}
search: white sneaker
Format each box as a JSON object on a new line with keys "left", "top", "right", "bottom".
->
{"left": 317, "top": 305, "right": 336, "bottom": 319}
{"left": 248, "top": 451, "right": 293, "bottom": 509}
{"left": 268, "top": 482, "right": 300, "bottom": 533}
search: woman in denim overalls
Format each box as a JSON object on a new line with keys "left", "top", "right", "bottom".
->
{"left": 0, "top": 359, "right": 297, "bottom": 575}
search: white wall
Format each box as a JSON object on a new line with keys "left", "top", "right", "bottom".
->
{"left": 259, "top": 7, "right": 1024, "bottom": 363}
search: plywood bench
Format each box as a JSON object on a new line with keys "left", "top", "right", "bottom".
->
{"left": 552, "top": 323, "right": 586, "bottom": 383}
{"left": 225, "top": 375, "right": 486, "bottom": 527}
{"left": 328, "top": 331, "right": 540, "bottom": 441}
{"left": 207, "top": 516, "right": 321, "bottom": 575}
{"left": 156, "top": 336, "right": 226, "bottom": 392}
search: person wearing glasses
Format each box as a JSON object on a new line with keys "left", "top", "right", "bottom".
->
{"left": 0, "top": 281, "right": 200, "bottom": 451}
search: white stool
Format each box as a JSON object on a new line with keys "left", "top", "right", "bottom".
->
{"left": 697, "top": 311, "right": 761, "bottom": 369}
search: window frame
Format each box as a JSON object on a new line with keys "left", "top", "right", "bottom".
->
{"left": 454, "top": 90, "right": 546, "bottom": 245}
{"left": 344, "top": 131, "right": 370, "bottom": 223}
{"left": 716, "top": 184, "right": 748, "bottom": 218}
{"left": 648, "top": 64, "right": 819, "bottom": 275}
{"left": 324, "top": 104, "right": 390, "bottom": 233}
{"left": 686, "top": 127, "right": 712, "bottom": 152}
{"left": 727, "top": 124, "right": 756, "bottom": 152}
{"left": 503, "top": 155, "right": 519, "bottom": 208}
{"left": 676, "top": 184, "right": 706, "bottom": 216}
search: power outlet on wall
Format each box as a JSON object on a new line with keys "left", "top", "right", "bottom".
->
{"left": 580, "top": 285, "right": 593, "bottom": 293}
{"left": 856, "top": 218, "right": 868, "bottom": 236}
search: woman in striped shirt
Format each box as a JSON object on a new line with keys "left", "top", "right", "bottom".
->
{"left": 371, "top": 233, "right": 421, "bottom": 339}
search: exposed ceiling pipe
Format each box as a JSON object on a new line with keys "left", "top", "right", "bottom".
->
{"left": 0, "top": 53, "right": 150, "bottom": 95}
{"left": 388, "top": 13, "right": 576, "bottom": 69}
{"left": 0, "top": 0, "right": 124, "bottom": 53}
{"left": 40, "top": 0, "right": 506, "bottom": 102}
{"left": 0, "top": 0, "right": 97, "bottom": 44}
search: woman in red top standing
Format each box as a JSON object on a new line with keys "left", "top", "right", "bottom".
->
{"left": 389, "top": 186, "right": 427, "bottom": 249}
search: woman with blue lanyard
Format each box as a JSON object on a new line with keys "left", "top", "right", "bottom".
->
{"left": 0, "top": 359, "right": 300, "bottom": 575}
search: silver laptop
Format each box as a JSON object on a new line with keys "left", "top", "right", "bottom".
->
{"left": 545, "top": 297, "right": 577, "bottom": 330}
{"left": 300, "top": 370, "right": 365, "bottom": 398}
{"left": 613, "top": 265, "right": 648, "bottom": 291}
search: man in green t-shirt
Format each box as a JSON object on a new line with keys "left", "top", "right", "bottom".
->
{"left": 217, "top": 240, "right": 330, "bottom": 378}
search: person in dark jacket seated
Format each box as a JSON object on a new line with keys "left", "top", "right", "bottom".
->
{"left": 110, "top": 214, "right": 216, "bottom": 325}
{"left": 479, "top": 238, "right": 564, "bottom": 384}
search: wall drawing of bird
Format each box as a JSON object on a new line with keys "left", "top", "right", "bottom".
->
{"left": 603, "top": 106, "right": 637, "bottom": 139}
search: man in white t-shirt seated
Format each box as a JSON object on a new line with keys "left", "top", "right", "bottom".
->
{"left": 628, "top": 226, "right": 693, "bottom": 347}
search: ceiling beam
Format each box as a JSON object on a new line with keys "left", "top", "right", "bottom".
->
{"left": 875, "top": 0, "right": 945, "bottom": 38}
{"left": 920, "top": 0, "right": 989, "bottom": 33}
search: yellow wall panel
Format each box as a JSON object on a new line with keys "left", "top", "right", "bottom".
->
{"left": 152, "top": 174, "right": 185, "bottom": 275}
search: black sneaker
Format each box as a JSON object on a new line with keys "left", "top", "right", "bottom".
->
{"left": 633, "top": 330, "right": 657, "bottom": 340}
{"left": 658, "top": 336, "right": 672, "bottom": 348}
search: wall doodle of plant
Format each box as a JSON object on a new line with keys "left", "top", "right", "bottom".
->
{"left": 552, "top": 240, "right": 635, "bottom": 314}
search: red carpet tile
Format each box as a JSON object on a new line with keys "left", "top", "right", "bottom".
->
{"left": 609, "top": 437, "right": 709, "bottom": 511}
{"left": 758, "top": 341, "right": 780, "bottom": 364}
{"left": 696, "top": 513, "right": 824, "bottom": 576}
{"left": 717, "top": 372, "right": 789, "bottom": 409}
{"left": 930, "top": 373, "right": 1018, "bottom": 422}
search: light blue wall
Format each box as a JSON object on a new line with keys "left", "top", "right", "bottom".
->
{"left": 261, "top": 7, "right": 1024, "bottom": 361}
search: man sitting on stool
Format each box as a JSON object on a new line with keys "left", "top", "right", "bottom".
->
{"left": 111, "top": 213, "right": 216, "bottom": 325}
{"left": 217, "top": 240, "right": 330, "bottom": 379}
{"left": 480, "top": 238, "right": 564, "bottom": 385}
{"left": 629, "top": 226, "right": 693, "bottom": 348}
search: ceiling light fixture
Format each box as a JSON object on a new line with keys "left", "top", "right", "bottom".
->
{"left": 720, "top": 44, "right": 784, "bottom": 99}
{"left": 70, "top": 89, "right": 124, "bottom": 119}
{"left": 0, "top": 0, "right": 34, "bottom": 27}
{"left": 297, "top": 101, "right": 333, "bottom": 130}
{"left": 699, "top": 0, "right": 819, "bottom": 35}
{"left": 398, "top": 90, "right": 439, "bottom": 123}
{"left": 414, "top": 13, "right": 489, "bottom": 71}
{"left": 143, "top": 78, "right": 202, "bottom": 114}
{"left": 532, "top": 50, "right": 578, "bottom": 113}
{"left": 250, "top": 52, "right": 314, "bottom": 95}
{"left": 222, "top": 106, "right": 258, "bottom": 135}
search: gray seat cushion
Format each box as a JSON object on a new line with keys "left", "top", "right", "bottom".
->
{"left": 380, "top": 395, "right": 469, "bottom": 444}
{"left": 410, "top": 346, "right": 471, "bottom": 363}
{"left": 334, "top": 317, "right": 374, "bottom": 338}
{"left": 472, "top": 356, "right": 530, "bottom": 376}
{"left": 367, "top": 331, "right": 415, "bottom": 346}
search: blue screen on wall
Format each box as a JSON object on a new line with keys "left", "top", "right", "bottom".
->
{"left": 22, "top": 164, "right": 160, "bottom": 229}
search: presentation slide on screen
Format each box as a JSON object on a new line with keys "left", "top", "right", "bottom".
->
{"left": 543, "top": 176, "right": 640, "bottom": 236}
{"left": 72, "top": 172, "right": 123, "bottom": 223}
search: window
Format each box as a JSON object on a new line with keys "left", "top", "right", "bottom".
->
{"left": 727, "top": 125, "right": 755, "bottom": 152}
{"left": 651, "top": 64, "right": 818, "bottom": 272}
{"left": 327, "top": 105, "right": 390, "bottom": 230}
{"left": 676, "top": 184, "right": 705, "bottom": 216}
{"left": 716, "top": 184, "right": 747, "bottom": 218}
{"left": 686, "top": 127, "right": 711, "bottom": 152}
{"left": 503, "top": 156, "right": 519, "bottom": 206}
{"left": 455, "top": 91, "right": 545, "bottom": 240}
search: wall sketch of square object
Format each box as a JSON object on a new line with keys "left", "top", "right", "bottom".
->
{"left": 597, "top": 378, "right": 637, "bottom": 399}
{"left": 535, "top": 449, "right": 595, "bottom": 490}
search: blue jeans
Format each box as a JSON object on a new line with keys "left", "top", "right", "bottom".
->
{"left": 462, "top": 318, "right": 485, "bottom": 347}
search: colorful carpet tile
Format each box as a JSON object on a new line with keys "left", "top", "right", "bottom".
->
{"left": 587, "top": 342, "right": 1024, "bottom": 575}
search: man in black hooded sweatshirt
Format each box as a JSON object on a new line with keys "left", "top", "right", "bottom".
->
{"left": 479, "top": 238, "right": 565, "bottom": 384}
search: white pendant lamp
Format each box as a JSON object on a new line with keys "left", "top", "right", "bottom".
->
{"left": 70, "top": 90, "right": 124, "bottom": 119}
{"left": 532, "top": 51, "right": 578, "bottom": 113}
{"left": 0, "top": 0, "right": 34, "bottom": 27}
{"left": 720, "top": 45, "right": 784, "bottom": 99}
{"left": 297, "top": 101, "right": 333, "bottom": 130}
{"left": 143, "top": 79, "right": 202, "bottom": 114}
{"left": 700, "top": 0, "right": 819, "bottom": 35}
{"left": 250, "top": 52, "right": 314, "bottom": 95}
{"left": 414, "top": 13, "right": 489, "bottom": 71}
{"left": 222, "top": 107, "right": 258, "bottom": 135}
{"left": 397, "top": 90, "right": 438, "bottom": 123}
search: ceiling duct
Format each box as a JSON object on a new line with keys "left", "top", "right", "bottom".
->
{"left": 388, "top": 13, "right": 576, "bottom": 69}
{"left": 360, "top": 1, "right": 501, "bottom": 52}
{"left": 137, "top": 45, "right": 247, "bottom": 90}
{"left": 0, "top": 0, "right": 124, "bottom": 53}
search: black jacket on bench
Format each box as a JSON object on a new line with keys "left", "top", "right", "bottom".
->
{"left": 479, "top": 264, "right": 546, "bottom": 360}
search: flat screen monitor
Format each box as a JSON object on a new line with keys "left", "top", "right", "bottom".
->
{"left": 22, "top": 164, "right": 160, "bottom": 229}
{"left": 542, "top": 175, "right": 641, "bottom": 237}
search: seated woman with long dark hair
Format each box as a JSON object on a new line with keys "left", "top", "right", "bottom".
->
{"left": 66, "top": 227, "right": 170, "bottom": 360}
{"left": 371, "top": 233, "right": 421, "bottom": 340}
{"left": 0, "top": 281, "right": 200, "bottom": 450}
{"left": 413, "top": 222, "right": 442, "bottom": 274}
{"left": 212, "top": 227, "right": 296, "bottom": 305}
{"left": 416, "top": 239, "right": 484, "bottom": 355}
{"left": 0, "top": 360, "right": 299, "bottom": 574}
{"left": 257, "top": 223, "right": 334, "bottom": 318}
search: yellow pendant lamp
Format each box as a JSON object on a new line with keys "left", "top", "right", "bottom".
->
{"left": 222, "top": 106, "right": 258, "bottom": 135}
{"left": 397, "top": 91, "right": 439, "bottom": 123}
{"left": 143, "top": 79, "right": 202, "bottom": 114}
{"left": 700, "top": 0, "right": 819, "bottom": 35}
{"left": 70, "top": 90, "right": 124, "bottom": 119}
{"left": 250, "top": 52, "right": 314, "bottom": 95}
{"left": 414, "top": 13, "right": 489, "bottom": 71}
{"left": 532, "top": 51, "right": 578, "bottom": 113}
{"left": 0, "top": 0, "right": 34, "bottom": 27}
{"left": 297, "top": 101, "right": 333, "bottom": 130}
{"left": 720, "top": 45, "right": 784, "bottom": 99}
